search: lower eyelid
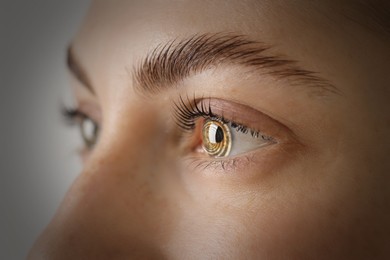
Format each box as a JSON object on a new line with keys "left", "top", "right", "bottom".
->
{"left": 183, "top": 154, "right": 253, "bottom": 174}
{"left": 182, "top": 141, "right": 301, "bottom": 185}
{"left": 185, "top": 140, "right": 279, "bottom": 173}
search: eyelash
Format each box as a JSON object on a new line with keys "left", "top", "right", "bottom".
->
{"left": 172, "top": 95, "right": 277, "bottom": 171}
{"left": 62, "top": 106, "right": 88, "bottom": 125}
{"left": 173, "top": 95, "right": 262, "bottom": 139}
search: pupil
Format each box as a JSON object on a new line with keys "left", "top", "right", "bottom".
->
{"left": 215, "top": 126, "right": 224, "bottom": 143}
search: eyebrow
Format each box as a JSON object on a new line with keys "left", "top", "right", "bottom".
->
{"left": 66, "top": 46, "right": 95, "bottom": 94}
{"left": 67, "top": 33, "right": 339, "bottom": 97}
{"left": 133, "top": 33, "right": 339, "bottom": 96}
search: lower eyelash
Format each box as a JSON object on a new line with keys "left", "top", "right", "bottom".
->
{"left": 185, "top": 154, "right": 254, "bottom": 173}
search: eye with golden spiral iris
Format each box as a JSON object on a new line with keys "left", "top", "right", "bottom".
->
{"left": 202, "top": 119, "right": 232, "bottom": 157}
{"left": 198, "top": 117, "right": 275, "bottom": 158}
{"left": 173, "top": 97, "right": 278, "bottom": 159}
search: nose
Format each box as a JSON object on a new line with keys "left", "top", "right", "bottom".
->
{"left": 28, "top": 106, "right": 176, "bottom": 259}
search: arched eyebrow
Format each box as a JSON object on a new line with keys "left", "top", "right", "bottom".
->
{"left": 133, "top": 33, "right": 340, "bottom": 96}
{"left": 67, "top": 33, "right": 340, "bottom": 97}
{"left": 66, "top": 46, "right": 95, "bottom": 95}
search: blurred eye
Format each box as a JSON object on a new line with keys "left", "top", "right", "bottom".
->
{"left": 201, "top": 118, "right": 273, "bottom": 158}
{"left": 79, "top": 116, "right": 99, "bottom": 149}
{"left": 62, "top": 107, "right": 100, "bottom": 149}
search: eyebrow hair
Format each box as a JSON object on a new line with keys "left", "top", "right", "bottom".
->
{"left": 133, "top": 33, "right": 339, "bottom": 96}
{"left": 66, "top": 46, "right": 95, "bottom": 94}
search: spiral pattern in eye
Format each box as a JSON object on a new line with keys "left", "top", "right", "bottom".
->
{"left": 202, "top": 119, "right": 231, "bottom": 157}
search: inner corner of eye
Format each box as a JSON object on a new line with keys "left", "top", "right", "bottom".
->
{"left": 195, "top": 117, "right": 205, "bottom": 135}
{"left": 187, "top": 117, "right": 204, "bottom": 146}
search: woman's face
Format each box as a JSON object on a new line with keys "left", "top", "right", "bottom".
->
{"left": 30, "top": 0, "right": 390, "bottom": 258}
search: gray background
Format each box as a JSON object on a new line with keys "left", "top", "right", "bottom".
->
{"left": 1, "top": 0, "right": 91, "bottom": 258}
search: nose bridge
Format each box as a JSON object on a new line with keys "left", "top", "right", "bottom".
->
{"left": 29, "top": 103, "right": 174, "bottom": 258}
{"left": 100, "top": 101, "right": 171, "bottom": 174}
{"left": 82, "top": 99, "right": 165, "bottom": 197}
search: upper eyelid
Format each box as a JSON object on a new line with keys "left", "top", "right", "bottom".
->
{"left": 62, "top": 106, "right": 99, "bottom": 127}
{"left": 173, "top": 95, "right": 297, "bottom": 143}
{"left": 62, "top": 107, "right": 86, "bottom": 122}
{"left": 173, "top": 96, "right": 264, "bottom": 136}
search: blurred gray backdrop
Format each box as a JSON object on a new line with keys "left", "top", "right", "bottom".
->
{"left": 1, "top": 0, "right": 91, "bottom": 258}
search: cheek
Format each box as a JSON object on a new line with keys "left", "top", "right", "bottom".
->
{"left": 166, "top": 190, "right": 354, "bottom": 259}
{"left": 164, "top": 153, "right": 368, "bottom": 259}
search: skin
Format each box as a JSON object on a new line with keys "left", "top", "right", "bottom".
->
{"left": 29, "top": 0, "right": 390, "bottom": 259}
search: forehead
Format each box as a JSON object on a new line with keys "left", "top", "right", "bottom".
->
{"left": 75, "top": 1, "right": 348, "bottom": 46}
{"left": 72, "top": 1, "right": 346, "bottom": 68}
{"left": 74, "top": 0, "right": 388, "bottom": 59}
{"left": 71, "top": 0, "right": 389, "bottom": 100}
{"left": 79, "top": 0, "right": 389, "bottom": 33}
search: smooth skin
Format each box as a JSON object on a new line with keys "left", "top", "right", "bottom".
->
{"left": 29, "top": 0, "right": 390, "bottom": 259}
